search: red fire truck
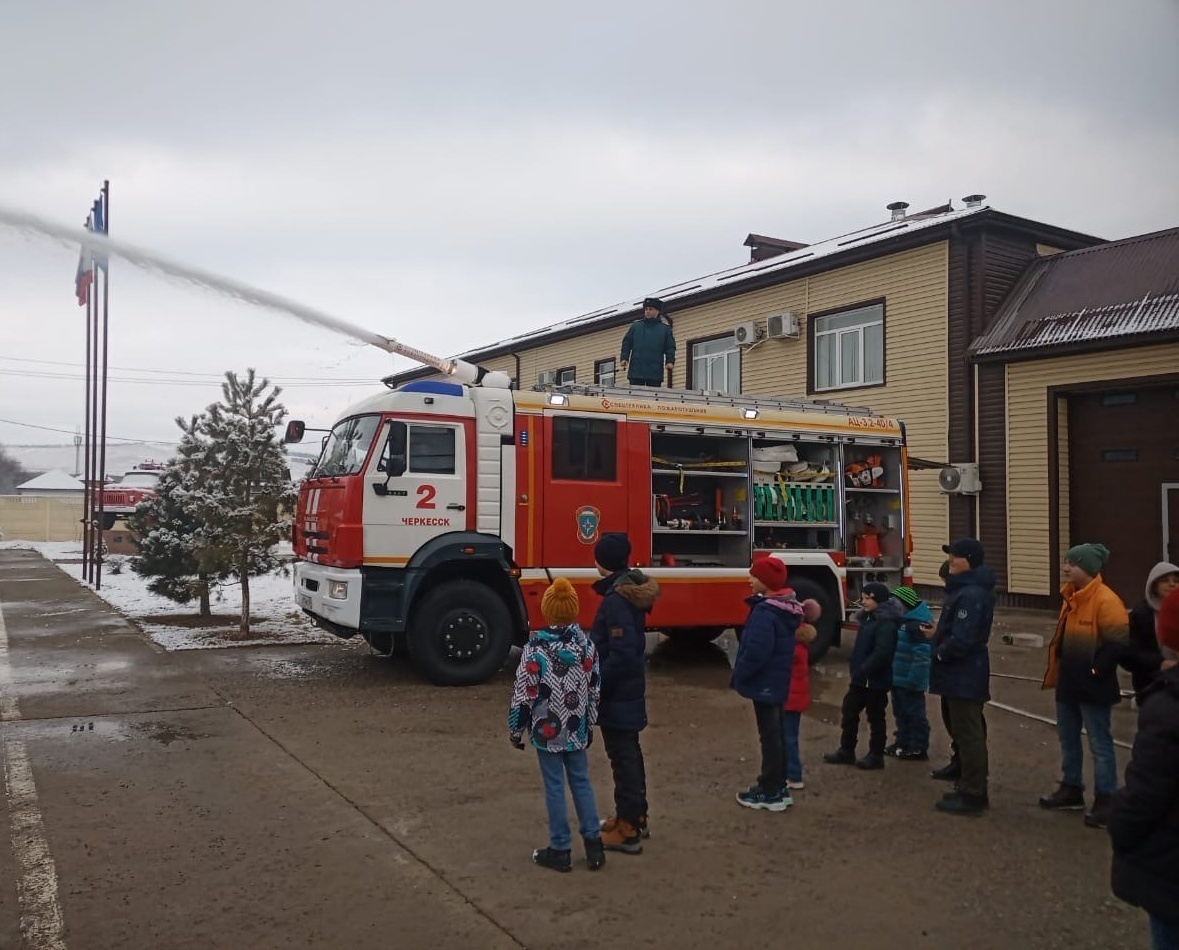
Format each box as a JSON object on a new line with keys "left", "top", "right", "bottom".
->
{"left": 289, "top": 362, "right": 911, "bottom": 686}
{"left": 95, "top": 461, "right": 165, "bottom": 529}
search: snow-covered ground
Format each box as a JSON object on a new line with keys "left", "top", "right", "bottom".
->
{"left": 0, "top": 540, "right": 341, "bottom": 651}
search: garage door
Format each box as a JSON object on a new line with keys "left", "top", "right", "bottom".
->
{"left": 1068, "top": 384, "right": 1179, "bottom": 605}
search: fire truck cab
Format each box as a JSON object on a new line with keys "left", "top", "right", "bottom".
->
{"left": 291, "top": 380, "right": 910, "bottom": 686}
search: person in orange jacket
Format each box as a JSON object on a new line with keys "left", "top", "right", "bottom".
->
{"left": 1040, "top": 543, "right": 1130, "bottom": 829}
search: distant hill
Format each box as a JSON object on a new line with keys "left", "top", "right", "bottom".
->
{"left": 5, "top": 442, "right": 177, "bottom": 478}
{"left": 6, "top": 442, "right": 319, "bottom": 481}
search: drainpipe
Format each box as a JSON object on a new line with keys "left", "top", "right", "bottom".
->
{"left": 950, "top": 221, "right": 978, "bottom": 539}
{"left": 511, "top": 351, "right": 521, "bottom": 390}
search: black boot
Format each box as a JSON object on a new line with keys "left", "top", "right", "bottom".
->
{"left": 1039, "top": 784, "right": 1085, "bottom": 811}
{"left": 532, "top": 847, "right": 572, "bottom": 873}
{"left": 824, "top": 747, "right": 856, "bottom": 765}
{"left": 1084, "top": 794, "right": 1113, "bottom": 828}
{"left": 855, "top": 753, "right": 885, "bottom": 770}
{"left": 584, "top": 836, "right": 606, "bottom": 871}
{"left": 930, "top": 759, "right": 961, "bottom": 782}
{"left": 936, "top": 792, "right": 988, "bottom": 815}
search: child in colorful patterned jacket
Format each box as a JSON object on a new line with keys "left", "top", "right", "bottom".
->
{"left": 509, "top": 577, "right": 605, "bottom": 873}
{"left": 886, "top": 585, "right": 935, "bottom": 760}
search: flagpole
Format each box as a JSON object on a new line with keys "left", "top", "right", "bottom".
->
{"left": 81, "top": 218, "right": 94, "bottom": 581}
{"left": 95, "top": 180, "right": 110, "bottom": 591}
{"left": 89, "top": 251, "right": 101, "bottom": 583}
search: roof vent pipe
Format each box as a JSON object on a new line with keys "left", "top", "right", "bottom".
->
{"left": 886, "top": 201, "right": 909, "bottom": 222}
{"left": 963, "top": 194, "right": 986, "bottom": 208}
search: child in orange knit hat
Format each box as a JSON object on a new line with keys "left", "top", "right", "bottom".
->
{"left": 509, "top": 578, "right": 604, "bottom": 873}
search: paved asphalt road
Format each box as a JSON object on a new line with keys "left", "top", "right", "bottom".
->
{"left": 0, "top": 549, "right": 1152, "bottom": 949}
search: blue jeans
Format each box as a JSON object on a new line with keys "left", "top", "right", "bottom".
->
{"left": 1151, "top": 914, "right": 1179, "bottom": 950}
{"left": 537, "top": 748, "right": 600, "bottom": 850}
{"left": 891, "top": 687, "right": 931, "bottom": 752}
{"left": 781, "top": 710, "right": 802, "bottom": 784}
{"left": 1055, "top": 700, "right": 1117, "bottom": 796}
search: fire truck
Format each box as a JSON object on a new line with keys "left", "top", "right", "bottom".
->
{"left": 288, "top": 347, "right": 911, "bottom": 686}
{"left": 95, "top": 461, "right": 165, "bottom": 529}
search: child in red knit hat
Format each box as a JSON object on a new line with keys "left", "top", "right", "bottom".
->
{"left": 731, "top": 556, "right": 804, "bottom": 811}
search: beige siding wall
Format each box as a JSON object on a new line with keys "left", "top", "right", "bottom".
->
{"left": 508, "top": 242, "right": 952, "bottom": 583}
{"left": 0, "top": 495, "right": 85, "bottom": 542}
{"left": 1006, "top": 342, "right": 1179, "bottom": 595}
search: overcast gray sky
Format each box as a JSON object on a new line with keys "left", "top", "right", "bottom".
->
{"left": 2, "top": 0, "right": 1177, "bottom": 448}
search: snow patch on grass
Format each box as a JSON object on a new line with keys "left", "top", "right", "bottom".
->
{"left": 2, "top": 540, "right": 340, "bottom": 651}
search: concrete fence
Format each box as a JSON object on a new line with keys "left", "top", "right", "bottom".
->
{"left": 0, "top": 495, "right": 85, "bottom": 542}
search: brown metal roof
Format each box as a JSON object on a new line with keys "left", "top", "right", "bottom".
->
{"left": 970, "top": 226, "right": 1179, "bottom": 361}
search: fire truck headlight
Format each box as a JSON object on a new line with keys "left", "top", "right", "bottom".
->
{"left": 327, "top": 580, "right": 349, "bottom": 600}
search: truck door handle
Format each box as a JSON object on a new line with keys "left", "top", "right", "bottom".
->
{"left": 446, "top": 503, "right": 466, "bottom": 511}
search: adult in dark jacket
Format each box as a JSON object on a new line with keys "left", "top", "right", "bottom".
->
{"left": 1109, "top": 586, "right": 1179, "bottom": 950}
{"left": 619, "top": 297, "right": 675, "bottom": 386}
{"left": 823, "top": 582, "right": 901, "bottom": 771}
{"left": 929, "top": 538, "right": 996, "bottom": 815}
{"left": 1121, "top": 561, "right": 1179, "bottom": 703}
{"left": 588, "top": 533, "right": 660, "bottom": 853}
{"left": 732, "top": 556, "right": 801, "bottom": 811}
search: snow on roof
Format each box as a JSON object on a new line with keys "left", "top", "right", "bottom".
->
{"left": 17, "top": 469, "right": 85, "bottom": 492}
{"left": 445, "top": 204, "right": 993, "bottom": 361}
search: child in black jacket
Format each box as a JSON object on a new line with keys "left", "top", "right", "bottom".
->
{"left": 824, "top": 582, "right": 901, "bottom": 770}
{"left": 589, "top": 533, "right": 660, "bottom": 854}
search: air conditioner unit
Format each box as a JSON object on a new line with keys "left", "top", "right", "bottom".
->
{"left": 938, "top": 462, "right": 982, "bottom": 495}
{"left": 733, "top": 321, "right": 761, "bottom": 346}
{"left": 537, "top": 370, "right": 555, "bottom": 386}
{"left": 766, "top": 312, "right": 800, "bottom": 340}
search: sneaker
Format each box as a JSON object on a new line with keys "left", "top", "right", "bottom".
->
{"left": 935, "top": 792, "right": 988, "bottom": 815}
{"left": 1039, "top": 784, "right": 1085, "bottom": 811}
{"left": 884, "top": 743, "right": 903, "bottom": 757}
{"left": 786, "top": 780, "right": 805, "bottom": 790}
{"left": 897, "top": 749, "right": 930, "bottom": 761}
{"left": 583, "top": 835, "right": 606, "bottom": 871}
{"left": 823, "top": 748, "right": 856, "bottom": 765}
{"left": 1083, "top": 793, "right": 1113, "bottom": 829}
{"left": 855, "top": 753, "right": 885, "bottom": 770}
{"left": 600, "top": 818, "right": 643, "bottom": 854}
{"left": 532, "top": 847, "right": 572, "bottom": 872}
{"left": 930, "top": 760, "right": 961, "bottom": 782}
{"left": 735, "top": 786, "right": 792, "bottom": 812}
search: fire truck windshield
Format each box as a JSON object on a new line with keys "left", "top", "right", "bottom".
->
{"left": 119, "top": 472, "right": 160, "bottom": 488}
{"left": 312, "top": 415, "right": 381, "bottom": 478}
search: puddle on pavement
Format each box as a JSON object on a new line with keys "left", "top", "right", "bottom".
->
{"left": 14, "top": 719, "right": 211, "bottom": 745}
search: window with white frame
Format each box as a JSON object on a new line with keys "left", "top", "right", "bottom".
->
{"left": 690, "top": 335, "right": 740, "bottom": 394}
{"left": 594, "top": 358, "right": 616, "bottom": 387}
{"left": 555, "top": 366, "right": 576, "bottom": 385}
{"left": 812, "top": 303, "right": 884, "bottom": 391}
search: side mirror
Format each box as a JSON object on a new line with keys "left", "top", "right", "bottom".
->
{"left": 284, "top": 420, "right": 306, "bottom": 444}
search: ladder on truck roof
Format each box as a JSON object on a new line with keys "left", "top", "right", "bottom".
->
{"left": 535, "top": 382, "right": 876, "bottom": 418}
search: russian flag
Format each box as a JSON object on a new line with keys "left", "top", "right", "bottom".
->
{"left": 74, "top": 209, "right": 94, "bottom": 307}
{"left": 73, "top": 199, "right": 106, "bottom": 306}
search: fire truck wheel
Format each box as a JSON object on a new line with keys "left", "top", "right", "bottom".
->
{"left": 408, "top": 580, "right": 513, "bottom": 686}
{"left": 787, "top": 577, "right": 839, "bottom": 664}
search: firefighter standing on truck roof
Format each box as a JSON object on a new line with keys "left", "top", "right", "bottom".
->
{"left": 620, "top": 297, "right": 675, "bottom": 387}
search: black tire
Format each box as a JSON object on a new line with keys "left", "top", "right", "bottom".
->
{"left": 664, "top": 626, "right": 727, "bottom": 646}
{"left": 407, "top": 580, "right": 513, "bottom": 686}
{"left": 789, "top": 577, "right": 839, "bottom": 663}
{"left": 101, "top": 512, "right": 118, "bottom": 531}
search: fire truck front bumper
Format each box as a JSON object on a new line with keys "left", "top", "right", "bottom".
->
{"left": 293, "top": 561, "right": 362, "bottom": 633}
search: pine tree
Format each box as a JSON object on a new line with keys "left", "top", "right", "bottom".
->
{"left": 0, "top": 444, "right": 29, "bottom": 494}
{"left": 129, "top": 415, "right": 225, "bottom": 615}
{"left": 192, "top": 370, "right": 295, "bottom": 636}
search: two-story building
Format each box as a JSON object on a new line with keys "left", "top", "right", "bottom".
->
{"left": 387, "top": 197, "right": 1157, "bottom": 598}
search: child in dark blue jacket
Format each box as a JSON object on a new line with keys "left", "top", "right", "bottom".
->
{"left": 732, "top": 555, "right": 802, "bottom": 812}
{"left": 886, "top": 585, "right": 934, "bottom": 761}
{"left": 824, "top": 582, "right": 901, "bottom": 770}
{"left": 590, "top": 533, "right": 661, "bottom": 854}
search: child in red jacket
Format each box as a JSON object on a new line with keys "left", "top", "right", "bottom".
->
{"left": 782, "top": 599, "right": 822, "bottom": 791}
